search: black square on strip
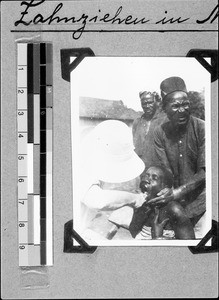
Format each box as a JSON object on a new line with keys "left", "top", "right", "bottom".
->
{"left": 40, "top": 109, "right": 46, "bottom": 130}
{"left": 40, "top": 198, "right": 46, "bottom": 219}
{"left": 40, "top": 43, "right": 46, "bottom": 64}
{"left": 40, "top": 86, "right": 46, "bottom": 108}
{"left": 27, "top": 43, "right": 33, "bottom": 93}
{"left": 40, "top": 219, "right": 46, "bottom": 242}
{"left": 40, "top": 153, "right": 46, "bottom": 175}
{"left": 40, "top": 175, "right": 46, "bottom": 197}
{"left": 40, "top": 241, "right": 47, "bottom": 265}
{"left": 28, "top": 94, "right": 34, "bottom": 143}
{"left": 40, "top": 66, "right": 46, "bottom": 85}
{"left": 40, "top": 130, "right": 46, "bottom": 153}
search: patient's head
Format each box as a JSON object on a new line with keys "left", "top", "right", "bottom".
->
{"left": 140, "top": 166, "right": 173, "bottom": 198}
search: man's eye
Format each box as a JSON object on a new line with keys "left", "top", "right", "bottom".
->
{"left": 183, "top": 102, "right": 190, "bottom": 107}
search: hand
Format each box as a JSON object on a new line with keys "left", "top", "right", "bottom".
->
{"left": 133, "top": 193, "right": 147, "bottom": 208}
{"left": 151, "top": 207, "right": 169, "bottom": 239}
{"left": 146, "top": 187, "right": 174, "bottom": 207}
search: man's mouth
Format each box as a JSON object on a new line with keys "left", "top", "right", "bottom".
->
{"left": 143, "top": 182, "right": 151, "bottom": 191}
{"left": 178, "top": 116, "right": 187, "bottom": 123}
{"left": 143, "top": 108, "right": 152, "bottom": 112}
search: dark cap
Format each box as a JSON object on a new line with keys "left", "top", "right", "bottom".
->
{"left": 160, "top": 76, "right": 187, "bottom": 99}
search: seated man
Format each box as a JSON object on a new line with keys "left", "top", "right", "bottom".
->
{"left": 79, "top": 120, "right": 146, "bottom": 241}
{"left": 109, "top": 165, "right": 195, "bottom": 240}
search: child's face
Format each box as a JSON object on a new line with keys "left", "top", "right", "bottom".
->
{"left": 142, "top": 167, "right": 165, "bottom": 198}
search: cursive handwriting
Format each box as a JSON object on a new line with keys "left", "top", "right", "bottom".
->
{"left": 14, "top": 0, "right": 218, "bottom": 40}
{"left": 196, "top": 4, "right": 218, "bottom": 24}
{"left": 155, "top": 11, "right": 190, "bottom": 24}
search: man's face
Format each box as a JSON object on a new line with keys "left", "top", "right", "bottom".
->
{"left": 142, "top": 167, "right": 165, "bottom": 198}
{"left": 164, "top": 91, "right": 190, "bottom": 128}
{"left": 140, "top": 93, "right": 157, "bottom": 118}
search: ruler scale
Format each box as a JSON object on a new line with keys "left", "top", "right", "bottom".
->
{"left": 17, "top": 43, "right": 53, "bottom": 266}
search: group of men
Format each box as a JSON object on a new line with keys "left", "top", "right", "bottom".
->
{"left": 79, "top": 76, "right": 206, "bottom": 242}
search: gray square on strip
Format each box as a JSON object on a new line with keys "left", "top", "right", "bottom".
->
{"left": 17, "top": 111, "right": 27, "bottom": 132}
{"left": 18, "top": 177, "right": 27, "bottom": 199}
{"left": 19, "top": 245, "right": 28, "bottom": 267}
{"left": 18, "top": 132, "right": 27, "bottom": 154}
{"left": 28, "top": 245, "right": 40, "bottom": 266}
{"left": 18, "top": 155, "right": 27, "bottom": 177}
{"left": 18, "top": 222, "right": 28, "bottom": 244}
{"left": 17, "top": 67, "right": 27, "bottom": 87}
{"left": 17, "top": 88, "right": 27, "bottom": 109}
{"left": 18, "top": 199, "right": 28, "bottom": 221}
{"left": 46, "top": 109, "right": 52, "bottom": 130}
{"left": 46, "top": 86, "right": 53, "bottom": 107}
{"left": 33, "top": 145, "right": 40, "bottom": 194}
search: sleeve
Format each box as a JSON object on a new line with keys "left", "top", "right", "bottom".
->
{"left": 153, "top": 126, "right": 172, "bottom": 172}
{"left": 132, "top": 118, "right": 138, "bottom": 136}
{"left": 197, "top": 119, "right": 205, "bottom": 170}
{"left": 80, "top": 173, "right": 100, "bottom": 205}
{"left": 132, "top": 118, "right": 139, "bottom": 148}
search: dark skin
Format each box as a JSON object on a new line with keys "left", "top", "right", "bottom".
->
{"left": 140, "top": 92, "right": 157, "bottom": 121}
{"left": 147, "top": 91, "right": 205, "bottom": 207}
{"left": 130, "top": 166, "right": 195, "bottom": 239}
{"left": 151, "top": 207, "right": 169, "bottom": 239}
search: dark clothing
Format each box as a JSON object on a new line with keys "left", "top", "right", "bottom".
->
{"left": 153, "top": 115, "right": 206, "bottom": 218}
{"left": 132, "top": 109, "right": 167, "bottom": 174}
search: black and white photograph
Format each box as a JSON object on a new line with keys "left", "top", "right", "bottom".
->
{"left": 71, "top": 57, "right": 211, "bottom": 246}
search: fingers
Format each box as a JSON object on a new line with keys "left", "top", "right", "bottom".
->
{"left": 153, "top": 206, "right": 159, "bottom": 223}
{"left": 157, "top": 187, "right": 169, "bottom": 196}
{"left": 160, "top": 218, "right": 169, "bottom": 227}
{"left": 147, "top": 196, "right": 165, "bottom": 205}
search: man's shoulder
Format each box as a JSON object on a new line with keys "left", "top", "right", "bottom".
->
{"left": 189, "top": 116, "right": 205, "bottom": 142}
{"left": 152, "top": 110, "right": 167, "bottom": 123}
{"left": 153, "top": 119, "right": 169, "bottom": 135}
{"left": 132, "top": 116, "right": 143, "bottom": 129}
{"left": 190, "top": 115, "right": 205, "bottom": 125}
{"left": 133, "top": 115, "right": 142, "bottom": 123}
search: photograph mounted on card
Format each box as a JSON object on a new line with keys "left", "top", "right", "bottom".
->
{"left": 70, "top": 56, "right": 211, "bottom": 246}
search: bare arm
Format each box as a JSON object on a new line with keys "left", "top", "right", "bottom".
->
{"left": 83, "top": 184, "right": 145, "bottom": 210}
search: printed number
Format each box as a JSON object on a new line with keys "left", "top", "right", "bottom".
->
{"left": 18, "top": 111, "right": 24, "bottom": 116}
{"left": 19, "top": 223, "right": 25, "bottom": 227}
{"left": 18, "top": 156, "right": 24, "bottom": 160}
{"left": 18, "top": 178, "right": 24, "bottom": 182}
{"left": 19, "top": 245, "right": 25, "bottom": 250}
{"left": 18, "top": 67, "right": 24, "bottom": 71}
{"left": 18, "top": 89, "right": 24, "bottom": 94}
{"left": 19, "top": 201, "right": 24, "bottom": 205}
{"left": 18, "top": 134, "right": 24, "bottom": 138}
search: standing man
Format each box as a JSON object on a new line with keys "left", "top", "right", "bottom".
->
{"left": 151, "top": 76, "right": 206, "bottom": 237}
{"left": 132, "top": 91, "right": 166, "bottom": 175}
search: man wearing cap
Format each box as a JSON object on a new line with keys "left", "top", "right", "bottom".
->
{"left": 132, "top": 91, "right": 166, "bottom": 175}
{"left": 151, "top": 76, "right": 206, "bottom": 237}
